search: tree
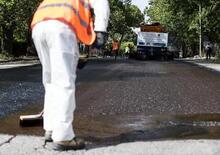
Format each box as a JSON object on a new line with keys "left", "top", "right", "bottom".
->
{"left": 0, "top": 0, "right": 144, "bottom": 56}
{"left": 145, "top": 0, "right": 220, "bottom": 57}
{"left": 0, "top": 0, "right": 39, "bottom": 54}
{"left": 108, "top": 0, "right": 144, "bottom": 43}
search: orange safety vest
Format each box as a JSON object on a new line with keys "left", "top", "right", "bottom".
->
{"left": 31, "top": 0, "right": 96, "bottom": 45}
{"left": 112, "top": 41, "right": 119, "bottom": 50}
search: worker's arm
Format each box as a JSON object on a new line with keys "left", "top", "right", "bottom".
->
{"left": 90, "top": 0, "right": 110, "bottom": 49}
{"left": 90, "top": 0, "right": 110, "bottom": 32}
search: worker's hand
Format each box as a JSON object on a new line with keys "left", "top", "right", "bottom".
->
{"left": 94, "top": 31, "right": 108, "bottom": 49}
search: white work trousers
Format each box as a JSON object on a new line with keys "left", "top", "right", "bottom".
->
{"left": 32, "top": 20, "right": 79, "bottom": 141}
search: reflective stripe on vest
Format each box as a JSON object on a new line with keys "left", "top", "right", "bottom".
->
{"left": 31, "top": 0, "right": 96, "bottom": 45}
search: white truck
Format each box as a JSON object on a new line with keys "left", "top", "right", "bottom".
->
{"left": 136, "top": 23, "right": 173, "bottom": 60}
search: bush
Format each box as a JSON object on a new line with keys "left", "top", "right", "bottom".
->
{"left": 0, "top": 52, "right": 13, "bottom": 60}
{"left": 12, "top": 41, "right": 28, "bottom": 57}
{"left": 119, "top": 42, "right": 135, "bottom": 53}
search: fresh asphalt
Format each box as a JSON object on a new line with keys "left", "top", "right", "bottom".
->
{"left": 0, "top": 57, "right": 219, "bottom": 154}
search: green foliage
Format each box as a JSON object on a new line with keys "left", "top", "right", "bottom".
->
{"left": 0, "top": 0, "right": 144, "bottom": 55}
{"left": 146, "top": 0, "right": 220, "bottom": 56}
{"left": 103, "top": 0, "right": 144, "bottom": 53}
{"left": 108, "top": 0, "right": 144, "bottom": 42}
{"left": 120, "top": 41, "right": 135, "bottom": 52}
{"left": 0, "top": 51, "right": 13, "bottom": 59}
{"left": 0, "top": 0, "right": 40, "bottom": 53}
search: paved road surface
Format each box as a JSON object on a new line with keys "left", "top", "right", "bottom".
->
{"left": 0, "top": 58, "right": 219, "bottom": 147}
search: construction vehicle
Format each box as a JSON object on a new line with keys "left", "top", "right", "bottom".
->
{"left": 136, "top": 23, "right": 173, "bottom": 60}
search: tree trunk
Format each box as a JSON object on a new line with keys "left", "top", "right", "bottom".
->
{"left": 1, "top": 26, "right": 13, "bottom": 54}
{"left": 0, "top": 38, "right": 3, "bottom": 53}
{"left": 214, "top": 43, "right": 220, "bottom": 59}
{"left": 119, "top": 33, "right": 124, "bottom": 46}
{"left": 181, "top": 42, "right": 187, "bottom": 58}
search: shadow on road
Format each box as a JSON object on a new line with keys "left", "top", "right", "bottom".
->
{"left": 84, "top": 125, "right": 209, "bottom": 149}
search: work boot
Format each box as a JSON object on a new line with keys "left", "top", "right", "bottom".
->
{"left": 44, "top": 131, "right": 53, "bottom": 142}
{"left": 52, "top": 137, "right": 85, "bottom": 151}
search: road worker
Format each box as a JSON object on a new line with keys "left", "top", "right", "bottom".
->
{"left": 205, "top": 43, "right": 212, "bottom": 60}
{"left": 112, "top": 39, "right": 120, "bottom": 60}
{"left": 31, "top": 0, "right": 110, "bottom": 151}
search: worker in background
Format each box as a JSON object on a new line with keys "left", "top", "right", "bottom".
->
{"left": 31, "top": 0, "right": 110, "bottom": 151}
{"left": 205, "top": 43, "right": 212, "bottom": 60}
{"left": 112, "top": 39, "right": 120, "bottom": 60}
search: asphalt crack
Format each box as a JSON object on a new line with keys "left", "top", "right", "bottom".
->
{"left": 0, "top": 135, "right": 16, "bottom": 147}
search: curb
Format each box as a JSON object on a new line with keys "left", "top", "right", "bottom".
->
{"left": 0, "top": 134, "right": 219, "bottom": 155}
{"left": 176, "top": 58, "right": 220, "bottom": 73}
{"left": 0, "top": 57, "right": 39, "bottom": 63}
